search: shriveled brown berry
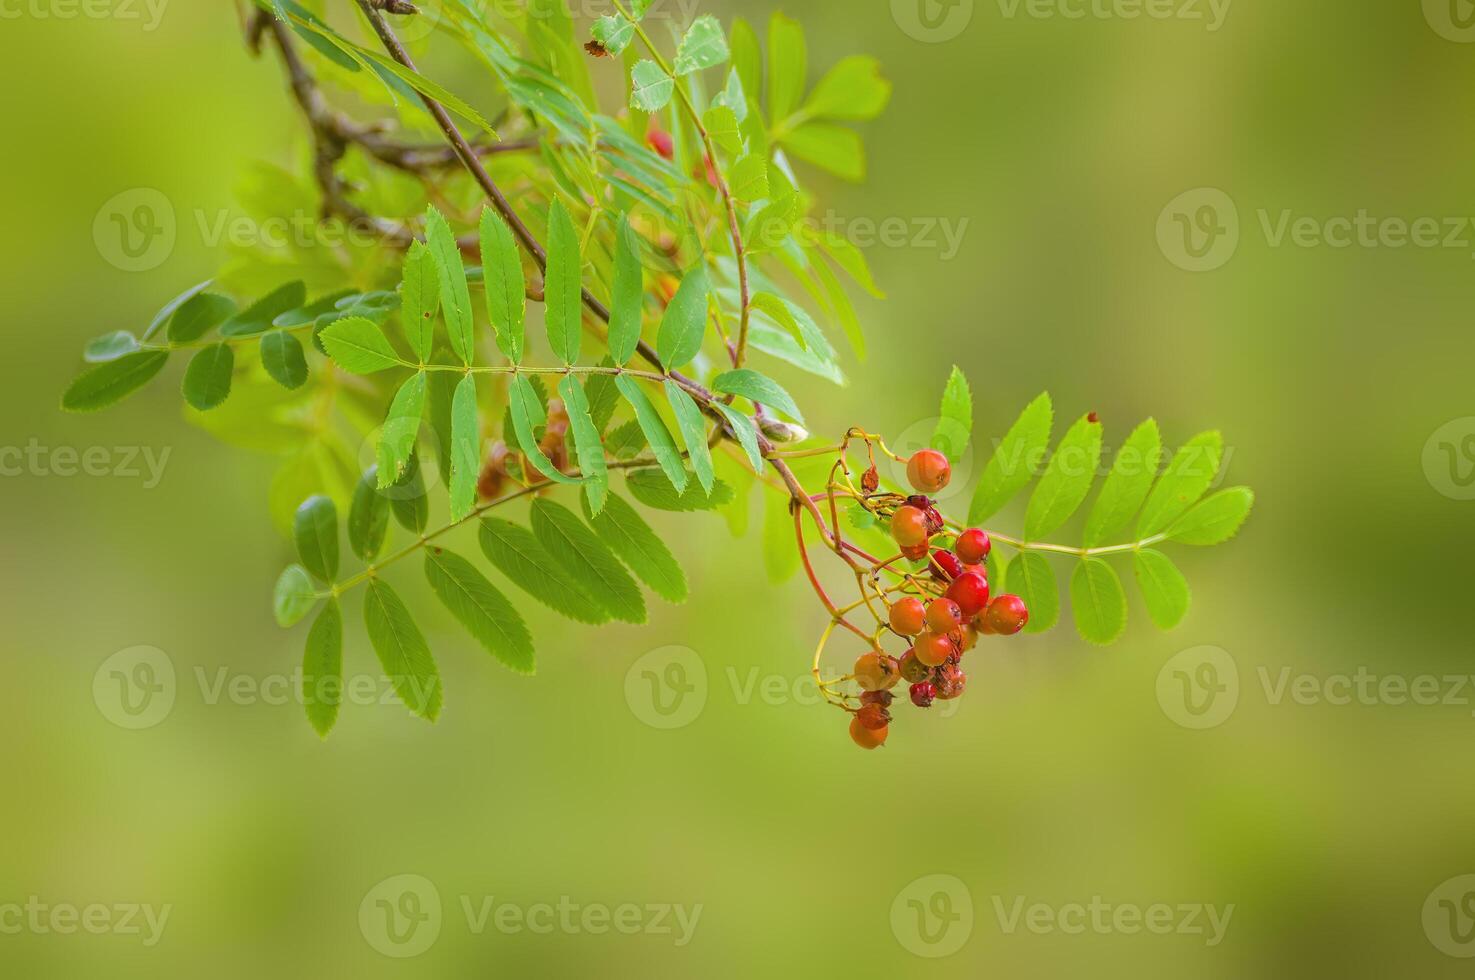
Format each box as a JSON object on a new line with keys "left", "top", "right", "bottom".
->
{"left": 935, "top": 663, "right": 967, "bottom": 700}
{"left": 856, "top": 703, "right": 891, "bottom": 731}
{"left": 860, "top": 689, "right": 895, "bottom": 708}
{"left": 899, "top": 649, "right": 931, "bottom": 684}
{"left": 861, "top": 466, "right": 880, "bottom": 494}
{"left": 910, "top": 682, "right": 937, "bottom": 708}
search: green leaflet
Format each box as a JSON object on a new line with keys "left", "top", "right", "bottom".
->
{"left": 626, "top": 468, "right": 733, "bottom": 512}
{"left": 426, "top": 370, "right": 457, "bottom": 486}
{"left": 168, "top": 292, "right": 237, "bottom": 344}
{"left": 62, "top": 350, "right": 168, "bottom": 413}
{"left": 656, "top": 265, "right": 709, "bottom": 369}
{"left": 674, "top": 15, "right": 729, "bottom": 75}
{"left": 1137, "top": 432, "right": 1224, "bottom": 538}
{"left": 750, "top": 293, "right": 806, "bottom": 349}
{"left": 399, "top": 240, "right": 439, "bottom": 363}
{"left": 273, "top": 564, "right": 318, "bottom": 628}
{"left": 613, "top": 375, "right": 687, "bottom": 492}
{"left": 607, "top": 214, "right": 644, "bottom": 366}
{"left": 425, "top": 206, "right": 475, "bottom": 365}
{"left": 715, "top": 403, "right": 763, "bottom": 470}
{"left": 363, "top": 580, "right": 443, "bottom": 722}
{"left": 530, "top": 499, "right": 646, "bottom": 624}
{"left": 1133, "top": 549, "right": 1191, "bottom": 630}
{"left": 479, "top": 208, "right": 526, "bottom": 364}
{"left": 704, "top": 105, "right": 743, "bottom": 155}
{"left": 220, "top": 281, "right": 306, "bottom": 337}
{"left": 932, "top": 365, "right": 972, "bottom": 461}
{"left": 479, "top": 517, "right": 609, "bottom": 625}
{"left": 729, "top": 17, "right": 761, "bottom": 102}
{"left": 182, "top": 344, "right": 234, "bottom": 411}
{"left": 586, "top": 363, "right": 620, "bottom": 433}
{"left": 378, "top": 372, "right": 426, "bottom": 489}
{"left": 141, "top": 279, "right": 211, "bottom": 341}
{"left": 319, "top": 316, "right": 401, "bottom": 374}
{"left": 969, "top": 392, "right": 1053, "bottom": 525}
{"left": 728, "top": 155, "right": 769, "bottom": 201}
{"left": 449, "top": 375, "right": 480, "bottom": 522}
{"left": 389, "top": 455, "right": 430, "bottom": 534}
{"left": 509, "top": 375, "right": 579, "bottom": 485}
{"left": 83, "top": 331, "right": 141, "bottom": 363}
{"left": 348, "top": 468, "right": 390, "bottom": 562}
{"left": 294, "top": 495, "right": 339, "bottom": 583}
{"left": 1083, "top": 419, "right": 1161, "bottom": 548}
{"left": 631, "top": 60, "right": 674, "bottom": 111}
{"left": 260, "top": 331, "right": 308, "bottom": 390}
{"left": 767, "top": 12, "right": 807, "bottom": 124}
{"left": 605, "top": 418, "right": 648, "bottom": 462}
{"left": 1003, "top": 551, "right": 1059, "bottom": 634}
{"left": 1071, "top": 558, "right": 1128, "bottom": 646}
{"left": 783, "top": 122, "right": 866, "bottom": 181}
{"left": 1025, "top": 413, "right": 1103, "bottom": 541}
{"left": 806, "top": 249, "right": 863, "bottom": 358}
{"left": 559, "top": 374, "right": 608, "bottom": 516}
{"left": 302, "top": 598, "right": 343, "bottom": 738}
{"left": 664, "top": 380, "right": 715, "bottom": 496}
{"left": 813, "top": 231, "right": 885, "bottom": 298}
{"left": 425, "top": 548, "right": 535, "bottom": 676}
{"left": 711, "top": 368, "right": 804, "bottom": 424}
{"left": 591, "top": 14, "right": 634, "bottom": 56}
{"left": 544, "top": 199, "right": 583, "bottom": 364}
{"left": 1168, "top": 487, "right": 1255, "bottom": 546}
{"left": 582, "top": 491, "right": 687, "bottom": 603}
{"left": 803, "top": 55, "right": 892, "bottom": 121}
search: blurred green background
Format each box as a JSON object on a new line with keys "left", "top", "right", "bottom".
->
{"left": 4, "top": 0, "right": 1475, "bottom": 976}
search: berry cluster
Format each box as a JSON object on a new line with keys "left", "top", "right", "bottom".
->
{"left": 803, "top": 446, "right": 1030, "bottom": 751}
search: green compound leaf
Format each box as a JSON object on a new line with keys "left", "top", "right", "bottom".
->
{"left": 657, "top": 265, "right": 709, "bottom": 370}
{"left": 364, "top": 580, "right": 443, "bottom": 722}
{"left": 294, "top": 495, "right": 339, "bottom": 583}
{"left": 425, "top": 548, "right": 535, "bottom": 676}
{"left": 1137, "top": 431, "right": 1224, "bottom": 538}
{"left": 425, "top": 205, "right": 475, "bottom": 365}
{"left": 182, "top": 344, "right": 234, "bottom": 411}
{"left": 631, "top": 60, "right": 674, "bottom": 112}
{"left": 273, "top": 564, "right": 318, "bottom": 628}
{"left": 479, "top": 517, "right": 609, "bottom": 625}
{"left": 582, "top": 491, "right": 688, "bottom": 603}
{"left": 62, "top": 350, "right": 169, "bottom": 413}
{"left": 220, "top": 281, "right": 306, "bottom": 337}
{"left": 1003, "top": 550, "right": 1059, "bottom": 634}
{"left": 614, "top": 375, "right": 687, "bottom": 492}
{"left": 607, "top": 214, "right": 645, "bottom": 367}
{"left": 1071, "top": 558, "right": 1128, "bottom": 646}
{"left": 1083, "top": 418, "right": 1161, "bottom": 548}
{"left": 261, "top": 331, "right": 308, "bottom": 390}
{"left": 1133, "top": 548, "right": 1191, "bottom": 630}
{"left": 399, "top": 239, "right": 439, "bottom": 363}
{"left": 560, "top": 374, "right": 609, "bottom": 516}
{"left": 626, "top": 468, "right": 733, "bottom": 512}
{"left": 1168, "top": 487, "right": 1255, "bottom": 546}
{"left": 674, "top": 15, "right": 729, "bottom": 75}
{"left": 712, "top": 368, "right": 804, "bottom": 424}
{"left": 302, "top": 598, "right": 343, "bottom": 738}
{"left": 932, "top": 365, "right": 972, "bottom": 461}
{"left": 449, "top": 374, "right": 480, "bottom": 522}
{"left": 544, "top": 199, "right": 583, "bottom": 364}
{"left": 715, "top": 403, "right": 763, "bottom": 470}
{"left": 1025, "top": 413, "right": 1103, "bottom": 541}
{"left": 168, "top": 292, "right": 237, "bottom": 344}
{"left": 530, "top": 499, "right": 645, "bottom": 625}
{"left": 969, "top": 391, "right": 1053, "bottom": 525}
{"left": 319, "top": 316, "right": 401, "bottom": 374}
{"left": 479, "top": 208, "right": 526, "bottom": 364}
{"left": 348, "top": 468, "right": 390, "bottom": 562}
{"left": 377, "top": 372, "right": 426, "bottom": 489}
{"left": 510, "top": 374, "right": 580, "bottom": 486}
{"left": 664, "top": 380, "right": 715, "bottom": 496}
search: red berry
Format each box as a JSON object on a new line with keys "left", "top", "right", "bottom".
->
{"left": 856, "top": 703, "right": 891, "bottom": 731}
{"left": 890, "top": 505, "right": 930, "bottom": 548}
{"left": 850, "top": 715, "right": 888, "bottom": 749}
{"left": 899, "top": 649, "right": 931, "bottom": 684}
{"left": 907, "top": 450, "right": 952, "bottom": 494}
{"left": 945, "top": 571, "right": 991, "bottom": 619}
{"left": 985, "top": 594, "right": 1030, "bottom": 636}
{"left": 976, "top": 612, "right": 998, "bottom": 636}
{"left": 959, "top": 622, "right": 980, "bottom": 652}
{"left": 925, "top": 599, "right": 963, "bottom": 634}
{"left": 889, "top": 597, "right": 927, "bottom": 637}
{"left": 955, "top": 529, "right": 992, "bottom": 564}
{"left": 930, "top": 549, "right": 963, "bottom": 581}
{"left": 901, "top": 542, "right": 931, "bottom": 562}
{"left": 935, "top": 663, "right": 967, "bottom": 700}
{"left": 909, "top": 682, "right": 937, "bottom": 708}
{"left": 647, "top": 128, "right": 674, "bottom": 160}
{"left": 914, "top": 631, "right": 955, "bottom": 668}
{"left": 905, "top": 495, "right": 932, "bottom": 511}
{"left": 854, "top": 652, "right": 902, "bottom": 691}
